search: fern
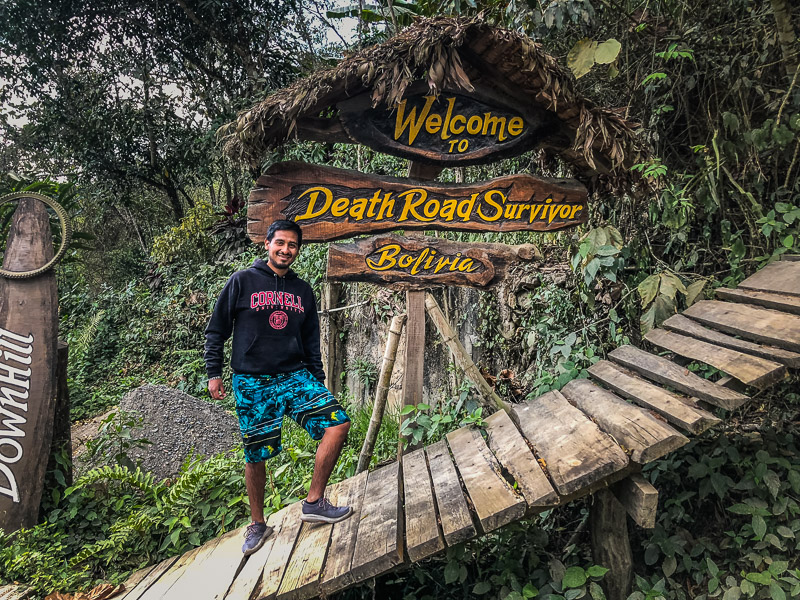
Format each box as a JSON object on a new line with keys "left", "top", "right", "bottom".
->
{"left": 70, "top": 465, "right": 160, "bottom": 499}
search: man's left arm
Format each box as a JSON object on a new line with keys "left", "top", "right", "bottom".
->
{"left": 301, "top": 287, "right": 326, "bottom": 384}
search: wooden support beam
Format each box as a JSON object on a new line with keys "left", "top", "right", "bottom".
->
{"left": 424, "top": 292, "right": 510, "bottom": 412}
{"left": 590, "top": 489, "right": 633, "bottom": 600}
{"left": 400, "top": 290, "right": 426, "bottom": 453}
{"left": 610, "top": 474, "right": 658, "bottom": 529}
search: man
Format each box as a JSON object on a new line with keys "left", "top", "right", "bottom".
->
{"left": 204, "top": 219, "right": 352, "bottom": 556}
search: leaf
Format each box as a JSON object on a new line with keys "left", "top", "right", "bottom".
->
{"left": 473, "top": 581, "right": 492, "bottom": 595}
{"left": 745, "top": 571, "right": 771, "bottom": 586}
{"left": 663, "top": 556, "right": 677, "bottom": 577}
{"left": 686, "top": 280, "right": 707, "bottom": 306}
{"left": 444, "top": 560, "right": 460, "bottom": 584}
{"left": 586, "top": 566, "right": 609, "bottom": 579}
{"left": 563, "top": 566, "right": 587, "bottom": 588}
{"left": 764, "top": 470, "right": 781, "bottom": 498}
{"left": 589, "top": 582, "right": 606, "bottom": 600}
{"left": 659, "top": 272, "right": 687, "bottom": 300}
{"left": 707, "top": 558, "right": 720, "bottom": 577}
{"left": 741, "top": 579, "right": 756, "bottom": 596}
{"left": 644, "top": 544, "right": 660, "bottom": 565}
{"left": 770, "top": 581, "right": 786, "bottom": 600}
{"left": 640, "top": 304, "right": 657, "bottom": 335}
{"left": 752, "top": 515, "right": 767, "bottom": 540}
{"left": 523, "top": 583, "right": 539, "bottom": 598}
{"left": 638, "top": 274, "right": 661, "bottom": 308}
{"left": 723, "top": 587, "right": 742, "bottom": 600}
{"left": 594, "top": 39, "right": 621, "bottom": 64}
{"left": 568, "top": 39, "right": 598, "bottom": 79}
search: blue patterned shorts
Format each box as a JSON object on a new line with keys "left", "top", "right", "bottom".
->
{"left": 232, "top": 369, "right": 350, "bottom": 463}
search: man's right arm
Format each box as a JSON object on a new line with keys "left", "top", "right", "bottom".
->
{"left": 204, "top": 276, "right": 238, "bottom": 398}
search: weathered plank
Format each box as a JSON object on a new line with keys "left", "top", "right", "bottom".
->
{"left": 0, "top": 585, "right": 30, "bottom": 600}
{"left": 164, "top": 527, "right": 245, "bottom": 600}
{"left": 663, "top": 313, "right": 800, "bottom": 368}
{"left": 483, "top": 410, "right": 559, "bottom": 510}
{"left": 425, "top": 440, "right": 476, "bottom": 546}
{"left": 402, "top": 448, "right": 445, "bottom": 562}
{"left": 644, "top": 328, "right": 786, "bottom": 388}
{"left": 251, "top": 501, "right": 305, "bottom": 600}
{"left": 224, "top": 508, "right": 287, "bottom": 600}
{"left": 402, "top": 290, "right": 426, "bottom": 450}
{"left": 588, "top": 360, "right": 720, "bottom": 434}
{"left": 611, "top": 474, "right": 658, "bottom": 529}
{"left": 511, "top": 391, "right": 629, "bottom": 497}
{"left": 783, "top": 254, "right": 800, "bottom": 262}
{"left": 118, "top": 556, "right": 180, "bottom": 600}
{"left": 446, "top": 426, "right": 526, "bottom": 533}
{"left": 137, "top": 543, "right": 211, "bottom": 600}
{"left": 350, "top": 462, "right": 404, "bottom": 584}
{"left": 715, "top": 287, "right": 800, "bottom": 316}
{"left": 318, "top": 471, "right": 369, "bottom": 597}
{"left": 561, "top": 379, "right": 689, "bottom": 464}
{"left": 684, "top": 300, "right": 800, "bottom": 352}
{"left": 277, "top": 484, "right": 342, "bottom": 600}
{"left": 608, "top": 345, "right": 748, "bottom": 410}
{"left": 738, "top": 261, "right": 800, "bottom": 297}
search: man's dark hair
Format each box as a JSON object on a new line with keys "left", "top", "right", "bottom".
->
{"left": 266, "top": 219, "right": 302, "bottom": 247}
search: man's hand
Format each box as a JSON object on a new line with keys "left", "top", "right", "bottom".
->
{"left": 208, "top": 378, "right": 226, "bottom": 400}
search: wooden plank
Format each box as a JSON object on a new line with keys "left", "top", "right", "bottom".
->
{"left": 117, "top": 564, "right": 157, "bottom": 600}
{"left": 350, "top": 462, "right": 404, "bottom": 584}
{"left": 224, "top": 508, "right": 288, "bottom": 600}
{"left": 136, "top": 544, "right": 210, "bottom": 600}
{"left": 248, "top": 161, "right": 587, "bottom": 243}
{"left": 483, "top": 410, "right": 558, "bottom": 510}
{"left": 663, "top": 313, "right": 800, "bottom": 368}
{"left": 782, "top": 254, "right": 800, "bottom": 261}
{"left": 164, "top": 527, "right": 246, "bottom": 600}
{"left": 318, "top": 471, "right": 369, "bottom": 597}
{"left": 277, "top": 482, "right": 347, "bottom": 600}
{"left": 425, "top": 440, "right": 476, "bottom": 546}
{"left": 118, "top": 556, "right": 180, "bottom": 600}
{"left": 715, "top": 287, "right": 800, "bottom": 316}
{"left": 608, "top": 345, "right": 748, "bottom": 410}
{"left": 644, "top": 328, "right": 786, "bottom": 388}
{"left": 446, "top": 426, "right": 526, "bottom": 533}
{"left": 402, "top": 448, "right": 445, "bottom": 562}
{"left": 402, "top": 290, "right": 426, "bottom": 451}
{"left": 511, "top": 391, "right": 629, "bottom": 497}
{"left": 611, "top": 474, "right": 659, "bottom": 529}
{"left": 684, "top": 300, "right": 800, "bottom": 352}
{"left": 251, "top": 501, "right": 305, "bottom": 600}
{"left": 0, "top": 585, "right": 30, "bottom": 600}
{"left": 0, "top": 197, "right": 59, "bottom": 533}
{"left": 588, "top": 360, "right": 720, "bottom": 434}
{"left": 738, "top": 261, "right": 800, "bottom": 297}
{"left": 561, "top": 379, "right": 689, "bottom": 464}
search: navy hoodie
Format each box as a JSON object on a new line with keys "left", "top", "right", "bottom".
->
{"left": 204, "top": 258, "right": 325, "bottom": 383}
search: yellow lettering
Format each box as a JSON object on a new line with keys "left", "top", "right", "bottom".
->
{"left": 559, "top": 205, "right": 571, "bottom": 219}
{"left": 425, "top": 113, "right": 442, "bottom": 135}
{"left": 295, "top": 187, "right": 333, "bottom": 222}
{"left": 477, "top": 189, "right": 504, "bottom": 222}
{"left": 547, "top": 204, "right": 560, "bottom": 224}
{"left": 458, "top": 259, "right": 478, "bottom": 272}
{"left": 441, "top": 97, "right": 456, "bottom": 140}
{"left": 517, "top": 204, "right": 530, "bottom": 221}
{"left": 570, "top": 205, "right": 582, "bottom": 220}
{"left": 504, "top": 203, "right": 517, "bottom": 219}
{"left": 447, "top": 139, "right": 459, "bottom": 153}
{"left": 423, "top": 198, "right": 440, "bottom": 219}
{"left": 508, "top": 117, "right": 524, "bottom": 136}
{"left": 450, "top": 114, "right": 466, "bottom": 136}
{"left": 398, "top": 189, "right": 433, "bottom": 222}
{"left": 411, "top": 248, "right": 429, "bottom": 274}
{"left": 441, "top": 198, "right": 457, "bottom": 221}
{"left": 433, "top": 256, "right": 452, "bottom": 273}
{"left": 529, "top": 205, "right": 543, "bottom": 223}
{"left": 366, "top": 244, "right": 401, "bottom": 271}
{"left": 467, "top": 115, "right": 482, "bottom": 134}
{"left": 398, "top": 254, "right": 413, "bottom": 268}
{"left": 456, "top": 193, "right": 478, "bottom": 221}
{"left": 349, "top": 197, "right": 368, "bottom": 220}
{"left": 424, "top": 250, "right": 437, "bottom": 270}
{"left": 377, "top": 193, "right": 395, "bottom": 220}
{"left": 366, "top": 190, "right": 383, "bottom": 217}
{"left": 482, "top": 113, "right": 507, "bottom": 141}
{"left": 394, "top": 95, "right": 436, "bottom": 145}
{"left": 331, "top": 197, "right": 350, "bottom": 217}
{"left": 449, "top": 253, "right": 462, "bottom": 271}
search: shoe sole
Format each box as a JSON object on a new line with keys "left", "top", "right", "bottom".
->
{"left": 242, "top": 525, "right": 274, "bottom": 556}
{"left": 300, "top": 506, "right": 354, "bottom": 524}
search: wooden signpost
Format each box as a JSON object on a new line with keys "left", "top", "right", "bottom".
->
{"left": 328, "top": 234, "right": 539, "bottom": 289}
{"left": 248, "top": 161, "right": 588, "bottom": 243}
{"left": 337, "top": 84, "right": 560, "bottom": 166}
{"left": 0, "top": 197, "right": 59, "bottom": 533}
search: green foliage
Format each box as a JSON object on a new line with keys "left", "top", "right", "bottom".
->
{"left": 83, "top": 410, "right": 153, "bottom": 472}
{"left": 399, "top": 386, "right": 484, "bottom": 448}
{"left": 637, "top": 272, "right": 707, "bottom": 334}
{"left": 150, "top": 202, "right": 217, "bottom": 265}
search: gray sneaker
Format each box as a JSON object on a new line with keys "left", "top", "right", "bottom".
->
{"left": 301, "top": 497, "right": 353, "bottom": 524}
{"left": 242, "top": 521, "right": 273, "bottom": 556}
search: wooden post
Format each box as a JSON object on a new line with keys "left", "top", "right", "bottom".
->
{"left": 424, "top": 292, "right": 510, "bottom": 413}
{"left": 590, "top": 489, "right": 633, "bottom": 600}
{"left": 357, "top": 314, "right": 406, "bottom": 473}
{"left": 0, "top": 197, "right": 59, "bottom": 533}
{"left": 320, "top": 281, "right": 343, "bottom": 398}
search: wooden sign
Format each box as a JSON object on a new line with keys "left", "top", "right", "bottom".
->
{"left": 337, "top": 83, "right": 559, "bottom": 165}
{"left": 248, "top": 162, "right": 588, "bottom": 243}
{"left": 0, "top": 197, "right": 58, "bottom": 533}
{"left": 328, "top": 234, "right": 538, "bottom": 289}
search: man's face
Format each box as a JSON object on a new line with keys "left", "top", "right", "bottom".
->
{"left": 265, "top": 229, "right": 300, "bottom": 272}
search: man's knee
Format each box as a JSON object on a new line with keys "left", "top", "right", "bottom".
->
{"left": 325, "top": 421, "right": 350, "bottom": 439}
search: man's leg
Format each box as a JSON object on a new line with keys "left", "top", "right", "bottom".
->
{"left": 245, "top": 461, "right": 267, "bottom": 523}
{"left": 307, "top": 421, "right": 351, "bottom": 503}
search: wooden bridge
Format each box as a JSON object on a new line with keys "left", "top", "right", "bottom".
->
{"left": 8, "top": 258, "right": 798, "bottom": 600}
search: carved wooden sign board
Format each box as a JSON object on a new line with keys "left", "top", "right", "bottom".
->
{"left": 249, "top": 162, "right": 588, "bottom": 243}
{"left": 337, "top": 83, "right": 560, "bottom": 166}
{"left": 0, "top": 198, "right": 58, "bottom": 534}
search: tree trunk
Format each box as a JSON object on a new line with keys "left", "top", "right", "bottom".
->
{"left": 771, "top": 0, "right": 798, "bottom": 77}
{"left": 590, "top": 489, "right": 633, "bottom": 600}
{"left": 357, "top": 314, "right": 406, "bottom": 474}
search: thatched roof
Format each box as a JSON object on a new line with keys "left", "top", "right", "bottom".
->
{"left": 220, "top": 16, "right": 648, "bottom": 184}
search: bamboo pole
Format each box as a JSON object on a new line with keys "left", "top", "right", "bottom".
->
{"left": 357, "top": 313, "right": 407, "bottom": 474}
{"left": 424, "top": 292, "right": 511, "bottom": 413}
